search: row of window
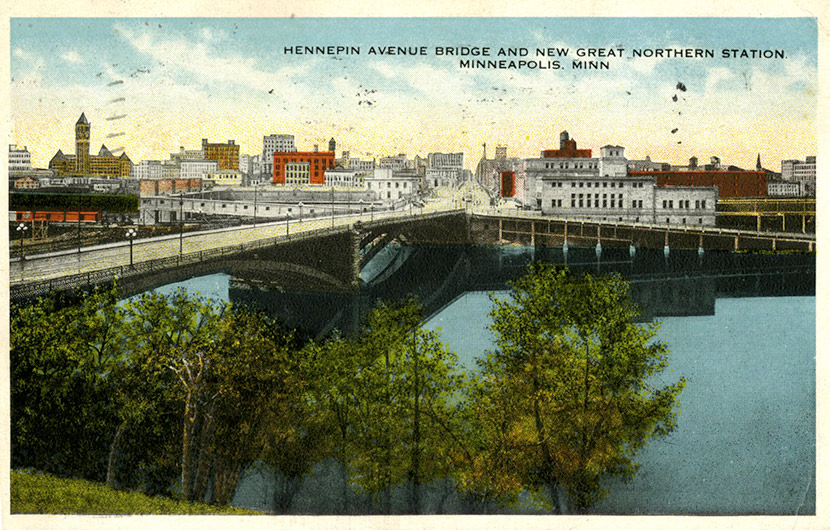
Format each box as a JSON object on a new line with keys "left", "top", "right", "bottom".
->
{"left": 662, "top": 199, "right": 707, "bottom": 209}
{"left": 553, "top": 181, "right": 646, "bottom": 189}
{"left": 544, "top": 162, "right": 598, "bottom": 169}
{"left": 570, "top": 193, "right": 625, "bottom": 209}
{"left": 368, "top": 181, "right": 408, "bottom": 189}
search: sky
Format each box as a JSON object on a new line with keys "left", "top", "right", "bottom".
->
{"left": 9, "top": 17, "right": 817, "bottom": 171}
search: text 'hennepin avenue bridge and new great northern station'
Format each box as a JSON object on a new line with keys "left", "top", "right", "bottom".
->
{"left": 282, "top": 46, "right": 787, "bottom": 70}
{"left": 8, "top": 113, "right": 815, "bottom": 299}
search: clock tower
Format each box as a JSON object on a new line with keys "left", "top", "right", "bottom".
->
{"left": 75, "top": 112, "right": 90, "bottom": 175}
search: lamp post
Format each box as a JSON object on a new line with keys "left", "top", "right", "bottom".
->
{"left": 77, "top": 194, "right": 82, "bottom": 255}
{"left": 331, "top": 186, "right": 336, "bottom": 228}
{"left": 298, "top": 201, "right": 304, "bottom": 223}
{"left": 179, "top": 193, "right": 184, "bottom": 259}
{"left": 253, "top": 184, "right": 259, "bottom": 227}
{"left": 371, "top": 203, "right": 374, "bottom": 221}
{"left": 359, "top": 198, "right": 364, "bottom": 218}
{"left": 16, "top": 222, "right": 28, "bottom": 260}
{"left": 126, "top": 227, "right": 137, "bottom": 268}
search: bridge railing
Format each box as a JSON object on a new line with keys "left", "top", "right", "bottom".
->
{"left": 10, "top": 208, "right": 466, "bottom": 299}
{"left": 470, "top": 210, "right": 816, "bottom": 241}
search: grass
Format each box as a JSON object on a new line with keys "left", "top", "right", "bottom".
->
{"left": 10, "top": 469, "right": 263, "bottom": 515}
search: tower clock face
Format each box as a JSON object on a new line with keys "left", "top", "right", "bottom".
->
{"left": 77, "top": 127, "right": 89, "bottom": 140}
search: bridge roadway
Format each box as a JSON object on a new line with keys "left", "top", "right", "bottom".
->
{"left": 9, "top": 203, "right": 817, "bottom": 293}
{"left": 9, "top": 202, "right": 459, "bottom": 286}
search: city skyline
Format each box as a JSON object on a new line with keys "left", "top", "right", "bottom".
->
{"left": 11, "top": 18, "right": 817, "bottom": 169}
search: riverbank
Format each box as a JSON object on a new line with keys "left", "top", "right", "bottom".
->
{"left": 10, "top": 469, "right": 264, "bottom": 515}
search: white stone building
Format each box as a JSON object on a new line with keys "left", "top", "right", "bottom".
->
{"left": 534, "top": 144, "right": 717, "bottom": 226}
{"left": 207, "top": 170, "right": 243, "bottom": 187}
{"left": 133, "top": 160, "right": 164, "bottom": 180}
{"left": 285, "top": 161, "right": 311, "bottom": 186}
{"left": 378, "top": 154, "right": 411, "bottom": 170}
{"left": 9, "top": 145, "right": 32, "bottom": 172}
{"left": 181, "top": 160, "right": 220, "bottom": 180}
{"left": 325, "top": 168, "right": 364, "bottom": 188}
{"left": 263, "top": 134, "right": 296, "bottom": 176}
{"left": 781, "top": 156, "right": 816, "bottom": 195}
{"left": 768, "top": 180, "right": 804, "bottom": 197}
{"left": 427, "top": 152, "right": 464, "bottom": 169}
{"left": 366, "top": 167, "right": 419, "bottom": 203}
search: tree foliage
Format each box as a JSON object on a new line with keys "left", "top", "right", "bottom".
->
{"left": 463, "top": 263, "right": 686, "bottom": 513}
{"left": 10, "top": 265, "right": 686, "bottom": 514}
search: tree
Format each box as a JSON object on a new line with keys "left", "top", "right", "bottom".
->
{"left": 10, "top": 288, "right": 124, "bottom": 481}
{"left": 121, "top": 290, "right": 227, "bottom": 501}
{"left": 465, "top": 263, "right": 685, "bottom": 513}
{"left": 346, "top": 299, "right": 465, "bottom": 514}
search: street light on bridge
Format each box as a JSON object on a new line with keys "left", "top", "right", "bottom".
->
{"left": 16, "top": 222, "right": 28, "bottom": 260}
{"left": 125, "top": 227, "right": 137, "bottom": 269}
{"left": 179, "top": 193, "right": 184, "bottom": 259}
{"left": 298, "top": 201, "right": 304, "bottom": 223}
{"left": 253, "top": 184, "right": 259, "bottom": 227}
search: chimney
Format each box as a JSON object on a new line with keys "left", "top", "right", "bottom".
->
{"left": 314, "top": 144, "right": 319, "bottom": 152}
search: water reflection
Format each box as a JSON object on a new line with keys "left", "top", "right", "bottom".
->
{"left": 147, "top": 244, "right": 815, "bottom": 515}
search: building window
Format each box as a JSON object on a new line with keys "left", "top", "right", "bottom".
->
{"left": 695, "top": 200, "right": 700, "bottom": 209}
{"left": 571, "top": 194, "right": 576, "bottom": 207}
{"left": 662, "top": 200, "right": 667, "bottom": 209}
{"left": 610, "top": 198, "right": 615, "bottom": 208}
{"left": 669, "top": 200, "right": 674, "bottom": 209}
{"left": 701, "top": 200, "right": 707, "bottom": 209}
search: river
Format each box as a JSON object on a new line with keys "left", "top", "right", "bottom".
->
{"left": 147, "top": 244, "right": 815, "bottom": 515}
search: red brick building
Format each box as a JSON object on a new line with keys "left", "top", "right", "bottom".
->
{"left": 542, "top": 131, "right": 592, "bottom": 158}
{"left": 500, "top": 171, "right": 516, "bottom": 197}
{"left": 630, "top": 170, "right": 768, "bottom": 198}
{"left": 272, "top": 151, "right": 335, "bottom": 185}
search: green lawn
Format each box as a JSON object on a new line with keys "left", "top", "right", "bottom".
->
{"left": 10, "top": 469, "right": 263, "bottom": 515}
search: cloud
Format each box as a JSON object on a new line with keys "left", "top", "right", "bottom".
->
{"left": 115, "top": 23, "right": 313, "bottom": 95}
{"left": 60, "top": 50, "right": 83, "bottom": 63}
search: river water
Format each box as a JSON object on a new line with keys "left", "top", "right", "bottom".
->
{"left": 147, "top": 244, "right": 815, "bottom": 515}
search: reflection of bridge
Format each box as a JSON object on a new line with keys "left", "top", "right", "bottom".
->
{"left": 9, "top": 209, "right": 816, "bottom": 303}
{"left": 227, "top": 244, "right": 815, "bottom": 339}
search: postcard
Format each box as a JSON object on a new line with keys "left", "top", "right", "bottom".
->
{"left": 2, "top": 7, "right": 823, "bottom": 530}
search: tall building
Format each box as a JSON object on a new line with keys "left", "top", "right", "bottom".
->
{"left": 263, "top": 134, "right": 296, "bottom": 177}
{"left": 328, "top": 137, "right": 336, "bottom": 152}
{"left": 76, "top": 112, "right": 90, "bottom": 174}
{"left": 202, "top": 139, "right": 240, "bottom": 170}
{"left": 49, "top": 113, "right": 132, "bottom": 178}
{"left": 781, "top": 156, "right": 816, "bottom": 195}
{"left": 9, "top": 144, "right": 32, "bottom": 172}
